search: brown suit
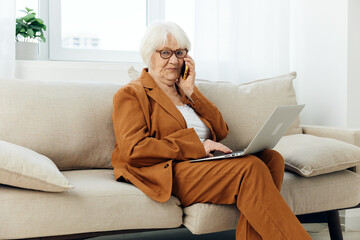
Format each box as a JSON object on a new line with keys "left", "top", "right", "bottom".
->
{"left": 112, "top": 68, "right": 229, "bottom": 203}
{"left": 112, "top": 69, "right": 311, "bottom": 239}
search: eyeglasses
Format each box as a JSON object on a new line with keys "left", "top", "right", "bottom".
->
{"left": 155, "top": 48, "right": 188, "bottom": 59}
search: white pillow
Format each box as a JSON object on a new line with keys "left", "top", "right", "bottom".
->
{"left": 196, "top": 72, "right": 302, "bottom": 151}
{"left": 274, "top": 134, "right": 360, "bottom": 177}
{"left": 0, "top": 78, "right": 121, "bottom": 170}
{"left": 128, "top": 66, "right": 140, "bottom": 81}
{"left": 0, "top": 140, "right": 73, "bottom": 192}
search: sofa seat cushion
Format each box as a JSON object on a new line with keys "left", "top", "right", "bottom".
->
{"left": 0, "top": 170, "right": 182, "bottom": 240}
{"left": 183, "top": 170, "right": 360, "bottom": 234}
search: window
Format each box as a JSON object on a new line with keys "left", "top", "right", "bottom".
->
{"left": 61, "top": 0, "right": 146, "bottom": 51}
{"left": 48, "top": 0, "right": 195, "bottom": 63}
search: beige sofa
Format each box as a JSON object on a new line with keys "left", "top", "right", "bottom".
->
{"left": 0, "top": 72, "right": 359, "bottom": 240}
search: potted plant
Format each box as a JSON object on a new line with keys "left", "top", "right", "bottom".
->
{"left": 15, "top": 7, "right": 47, "bottom": 60}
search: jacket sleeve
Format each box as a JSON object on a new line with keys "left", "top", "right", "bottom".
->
{"left": 184, "top": 86, "right": 229, "bottom": 142}
{"left": 112, "top": 86, "right": 206, "bottom": 168}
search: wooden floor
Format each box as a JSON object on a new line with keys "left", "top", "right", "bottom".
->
{"left": 89, "top": 224, "right": 360, "bottom": 240}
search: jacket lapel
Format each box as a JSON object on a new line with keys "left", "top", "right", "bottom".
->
{"left": 139, "top": 69, "right": 187, "bottom": 129}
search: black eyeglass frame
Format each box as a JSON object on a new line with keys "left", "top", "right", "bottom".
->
{"left": 155, "top": 48, "right": 188, "bottom": 59}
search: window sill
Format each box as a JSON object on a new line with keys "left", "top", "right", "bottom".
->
{"left": 15, "top": 60, "right": 145, "bottom": 83}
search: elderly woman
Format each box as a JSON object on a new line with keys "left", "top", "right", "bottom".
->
{"left": 112, "top": 21, "right": 311, "bottom": 240}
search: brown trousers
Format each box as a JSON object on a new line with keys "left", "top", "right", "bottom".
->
{"left": 172, "top": 150, "right": 312, "bottom": 240}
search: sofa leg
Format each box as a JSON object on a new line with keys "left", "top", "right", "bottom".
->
{"left": 326, "top": 210, "right": 343, "bottom": 240}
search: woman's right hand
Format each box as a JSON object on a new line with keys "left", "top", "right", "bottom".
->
{"left": 203, "top": 139, "right": 232, "bottom": 157}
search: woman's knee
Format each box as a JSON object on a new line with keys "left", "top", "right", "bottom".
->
{"left": 243, "top": 156, "right": 270, "bottom": 176}
{"left": 259, "top": 149, "right": 285, "bottom": 171}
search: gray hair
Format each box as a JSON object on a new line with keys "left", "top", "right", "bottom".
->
{"left": 139, "top": 21, "right": 191, "bottom": 67}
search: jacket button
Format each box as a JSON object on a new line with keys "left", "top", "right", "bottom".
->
{"left": 164, "top": 164, "right": 169, "bottom": 169}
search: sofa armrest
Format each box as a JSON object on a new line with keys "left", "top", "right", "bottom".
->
{"left": 301, "top": 125, "right": 360, "bottom": 173}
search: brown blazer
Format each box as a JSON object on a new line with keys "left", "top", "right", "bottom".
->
{"left": 112, "top": 69, "right": 229, "bottom": 202}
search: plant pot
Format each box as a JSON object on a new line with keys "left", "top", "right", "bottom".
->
{"left": 16, "top": 42, "right": 39, "bottom": 60}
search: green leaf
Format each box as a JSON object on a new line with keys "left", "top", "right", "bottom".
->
{"left": 36, "top": 18, "right": 44, "bottom": 24}
{"left": 30, "top": 20, "right": 41, "bottom": 25}
{"left": 30, "top": 21, "right": 42, "bottom": 26}
{"left": 27, "top": 29, "right": 34, "bottom": 37}
{"left": 39, "top": 36, "right": 46, "bottom": 43}
{"left": 29, "top": 25, "right": 42, "bottom": 30}
{"left": 23, "top": 13, "right": 35, "bottom": 22}
{"left": 20, "top": 28, "right": 26, "bottom": 33}
{"left": 25, "top": 7, "right": 33, "bottom": 12}
{"left": 19, "top": 10, "right": 28, "bottom": 14}
{"left": 16, "top": 18, "right": 24, "bottom": 24}
{"left": 19, "top": 21, "right": 27, "bottom": 27}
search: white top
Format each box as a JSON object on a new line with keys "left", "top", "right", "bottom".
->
{"left": 177, "top": 105, "right": 211, "bottom": 142}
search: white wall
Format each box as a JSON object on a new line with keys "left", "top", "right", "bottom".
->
{"left": 347, "top": 0, "right": 360, "bottom": 128}
{"left": 290, "top": 0, "right": 349, "bottom": 127}
{"left": 290, "top": 0, "right": 360, "bottom": 128}
{"left": 0, "top": 0, "right": 15, "bottom": 78}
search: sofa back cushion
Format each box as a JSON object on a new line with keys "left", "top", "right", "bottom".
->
{"left": 196, "top": 72, "right": 301, "bottom": 151}
{"left": 0, "top": 78, "right": 121, "bottom": 170}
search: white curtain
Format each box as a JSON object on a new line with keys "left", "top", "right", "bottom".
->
{"left": 0, "top": 0, "right": 15, "bottom": 78}
{"left": 194, "top": 0, "right": 290, "bottom": 83}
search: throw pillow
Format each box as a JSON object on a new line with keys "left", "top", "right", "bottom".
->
{"left": 0, "top": 78, "right": 121, "bottom": 170}
{"left": 196, "top": 72, "right": 301, "bottom": 151}
{"left": 0, "top": 140, "right": 73, "bottom": 192}
{"left": 128, "top": 66, "right": 140, "bottom": 81}
{"left": 274, "top": 134, "right": 360, "bottom": 177}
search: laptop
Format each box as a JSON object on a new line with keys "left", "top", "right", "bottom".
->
{"left": 189, "top": 104, "right": 305, "bottom": 163}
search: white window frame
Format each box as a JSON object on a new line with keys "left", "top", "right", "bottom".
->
{"left": 48, "top": 0, "right": 165, "bottom": 62}
{"left": 38, "top": 0, "right": 49, "bottom": 60}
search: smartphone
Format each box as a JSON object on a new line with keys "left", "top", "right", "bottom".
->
{"left": 180, "top": 63, "right": 189, "bottom": 80}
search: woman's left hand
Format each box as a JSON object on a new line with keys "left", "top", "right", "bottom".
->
{"left": 177, "top": 55, "right": 196, "bottom": 98}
